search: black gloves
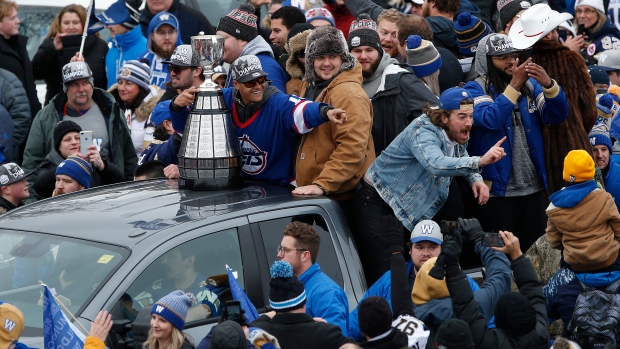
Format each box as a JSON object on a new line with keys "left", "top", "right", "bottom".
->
{"left": 376, "top": 216, "right": 405, "bottom": 255}
{"left": 458, "top": 218, "right": 484, "bottom": 244}
{"left": 442, "top": 232, "right": 463, "bottom": 266}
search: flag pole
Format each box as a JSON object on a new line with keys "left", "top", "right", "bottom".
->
{"left": 79, "top": 0, "right": 95, "bottom": 60}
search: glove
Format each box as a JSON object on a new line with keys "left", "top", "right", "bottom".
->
{"left": 458, "top": 218, "right": 484, "bottom": 244}
{"left": 442, "top": 232, "right": 463, "bottom": 266}
{"left": 375, "top": 216, "right": 405, "bottom": 255}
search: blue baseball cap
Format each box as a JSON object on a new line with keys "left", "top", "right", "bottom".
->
{"left": 150, "top": 102, "right": 172, "bottom": 127}
{"left": 588, "top": 65, "right": 610, "bottom": 85}
{"left": 96, "top": 0, "right": 133, "bottom": 26}
{"left": 438, "top": 87, "right": 473, "bottom": 110}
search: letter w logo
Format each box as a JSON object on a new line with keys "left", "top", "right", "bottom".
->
{"left": 420, "top": 224, "right": 434, "bottom": 235}
{"left": 4, "top": 319, "right": 16, "bottom": 332}
{"left": 155, "top": 305, "right": 164, "bottom": 313}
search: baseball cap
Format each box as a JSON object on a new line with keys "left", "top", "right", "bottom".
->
{"left": 212, "top": 65, "right": 228, "bottom": 82}
{"left": 95, "top": 0, "right": 133, "bottom": 26}
{"left": 485, "top": 33, "right": 520, "bottom": 56}
{"left": 149, "top": 101, "right": 172, "bottom": 127}
{"left": 0, "top": 303, "right": 24, "bottom": 349}
{"left": 0, "top": 163, "right": 34, "bottom": 187}
{"left": 231, "top": 55, "right": 268, "bottom": 83}
{"left": 588, "top": 65, "right": 610, "bottom": 85}
{"left": 438, "top": 87, "right": 473, "bottom": 111}
{"left": 410, "top": 220, "right": 443, "bottom": 244}
{"left": 598, "top": 50, "right": 620, "bottom": 71}
{"left": 62, "top": 62, "right": 93, "bottom": 84}
{"left": 162, "top": 45, "right": 196, "bottom": 67}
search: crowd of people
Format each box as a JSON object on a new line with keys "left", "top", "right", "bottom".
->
{"left": 3, "top": 0, "right": 620, "bottom": 347}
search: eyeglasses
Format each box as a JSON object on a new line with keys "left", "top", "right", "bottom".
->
{"left": 295, "top": 51, "right": 305, "bottom": 59}
{"left": 575, "top": 7, "right": 596, "bottom": 15}
{"left": 167, "top": 65, "right": 190, "bottom": 74}
{"left": 492, "top": 53, "right": 518, "bottom": 62}
{"left": 277, "top": 245, "right": 306, "bottom": 254}
{"left": 242, "top": 76, "right": 267, "bottom": 88}
{"left": 155, "top": 29, "right": 177, "bottom": 36}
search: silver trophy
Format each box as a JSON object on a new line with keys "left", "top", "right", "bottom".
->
{"left": 177, "top": 34, "right": 243, "bottom": 190}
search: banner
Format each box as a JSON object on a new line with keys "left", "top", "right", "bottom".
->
{"left": 42, "top": 284, "right": 86, "bottom": 349}
{"left": 227, "top": 266, "right": 259, "bottom": 322}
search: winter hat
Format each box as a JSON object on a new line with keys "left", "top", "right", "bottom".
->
{"left": 358, "top": 296, "right": 393, "bottom": 338}
{"left": 286, "top": 26, "right": 314, "bottom": 79}
{"left": 151, "top": 290, "right": 194, "bottom": 330}
{"left": 589, "top": 123, "right": 613, "bottom": 151}
{"left": 596, "top": 93, "right": 615, "bottom": 124}
{"left": 588, "top": 65, "right": 610, "bottom": 86}
{"left": 497, "top": 0, "right": 531, "bottom": 30}
{"left": 412, "top": 256, "right": 450, "bottom": 305}
{"left": 305, "top": 26, "right": 357, "bottom": 82}
{"left": 248, "top": 328, "right": 281, "bottom": 349}
{"left": 0, "top": 303, "right": 24, "bottom": 349}
{"left": 54, "top": 120, "right": 82, "bottom": 152}
{"left": 347, "top": 14, "right": 382, "bottom": 54}
{"left": 454, "top": 12, "right": 492, "bottom": 56}
{"left": 563, "top": 149, "right": 596, "bottom": 183}
{"left": 56, "top": 156, "right": 93, "bottom": 189}
{"left": 287, "top": 23, "right": 315, "bottom": 42}
{"left": 574, "top": 0, "right": 605, "bottom": 14}
{"left": 435, "top": 319, "right": 475, "bottom": 349}
{"left": 118, "top": 59, "right": 151, "bottom": 92}
{"left": 305, "top": 7, "right": 335, "bottom": 27}
{"left": 62, "top": 61, "right": 94, "bottom": 92}
{"left": 405, "top": 35, "right": 442, "bottom": 77}
{"left": 210, "top": 320, "right": 248, "bottom": 349}
{"left": 494, "top": 292, "right": 536, "bottom": 336}
{"left": 269, "top": 261, "right": 306, "bottom": 312}
{"left": 94, "top": 0, "right": 142, "bottom": 31}
{"left": 217, "top": 3, "right": 258, "bottom": 43}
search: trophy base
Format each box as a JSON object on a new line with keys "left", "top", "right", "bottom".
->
{"left": 178, "top": 175, "right": 244, "bottom": 191}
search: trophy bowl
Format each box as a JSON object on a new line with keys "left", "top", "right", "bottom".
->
{"left": 191, "top": 33, "right": 225, "bottom": 90}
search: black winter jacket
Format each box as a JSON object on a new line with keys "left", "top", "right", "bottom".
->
{"left": 0, "top": 35, "right": 41, "bottom": 119}
{"left": 32, "top": 35, "right": 108, "bottom": 105}
{"left": 0, "top": 68, "right": 32, "bottom": 159}
{"left": 139, "top": 0, "right": 215, "bottom": 45}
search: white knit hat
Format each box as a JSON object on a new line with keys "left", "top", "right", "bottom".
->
{"left": 574, "top": 0, "right": 605, "bottom": 14}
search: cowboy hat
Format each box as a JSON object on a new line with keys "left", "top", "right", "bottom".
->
{"left": 508, "top": 3, "right": 573, "bottom": 49}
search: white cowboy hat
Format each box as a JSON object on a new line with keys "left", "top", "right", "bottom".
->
{"left": 508, "top": 3, "right": 574, "bottom": 49}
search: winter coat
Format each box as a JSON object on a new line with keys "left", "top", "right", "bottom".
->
{"left": 22, "top": 88, "right": 137, "bottom": 199}
{"left": 83, "top": 337, "right": 105, "bottom": 349}
{"left": 33, "top": 148, "right": 124, "bottom": 199}
{"left": 297, "top": 63, "right": 375, "bottom": 195}
{"left": 604, "top": 158, "right": 620, "bottom": 210}
{"left": 0, "top": 68, "right": 31, "bottom": 160}
{"left": 426, "top": 16, "right": 459, "bottom": 56}
{"left": 31, "top": 35, "right": 108, "bottom": 105}
{"left": 582, "top": 17, "right": 620, "bottom": 65}
{"left": 0, "top": 103, "right": 12, "bottom": 163}
{"left": 546, "top": 181, "right": 620, "bottom": 271}
{"left": 446, "top": 255, "right": 550, "bottom": 349}
{"left": 139, "top": 0, "right": 215, "bottom": 45}
{"left": 0, "top": 35, "right": 41, "bottom": 119}
{"left": 359, "top": 329, "right": 409, "bottom": 349}
{"left": 0, "top": 196, "right": 19, "bottom": 215}
{"left": 140, "top": 13, "right": 184, "bottom": 88}
{"left": 138, "top": 134, "right": 181, "bottom": 166}
{"left": 195, "top": 324, "right": 256, "bottom": 349}
{"left": 105, "top": 27, "right": 148, "bottom": 89}
{"left": 223, "top": 36, "right": 288, "bottom": 93}
{"left": 250, "top": 313, "right": 353, "bottom": 349}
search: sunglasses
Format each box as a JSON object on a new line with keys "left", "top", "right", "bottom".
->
{"left": 167, "top": 65, "right": 190, "bottom": 74}
{"left": 242, "top": 76, "right": 267, "bottom": 88}
{"left": 295, "top": 51, "right": 305, "bottom": 59}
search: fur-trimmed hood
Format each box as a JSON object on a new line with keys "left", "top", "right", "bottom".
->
{"left": 286, "top": 29, "right": 313, "bottom": 79}
{"left": 304, "top": 26, "right": 357, "bottom": 83}
{"left": 108, "top": 84, "right": 163, "bottom": 122}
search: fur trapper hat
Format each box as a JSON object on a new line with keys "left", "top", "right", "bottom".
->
{"left": 304, "top": 26, "right": 357, "bottom": 83}
{"left": 286, "top": 29, "right": 314, "bottom": 79}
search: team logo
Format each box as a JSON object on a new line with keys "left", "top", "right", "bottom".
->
{"left": 570, "top": 174, "right": 577, "bottom": 182}
{"left": 351, "top": 36, "right": 361, "bottom": 47}
{"left": 419, "top": 224, "right": 434, "bottom": 235}
{"left": 0, "top": 175, "right": 8, "bottom": 185}
{"left": 159, "top": 13, "right": 170, "bottom": 21}
{"left": 4, "top": 319, "right": 16, "bottom": 332}
{"left": 239, "top": 135, "right": 267, "bottom": 175}
{"left": 587, "top": 43, "right": 596, "bottom": 56}
{"left": 155, "top": 305, "right": 164, "bottom": 313}
{"left": 120, "top": 67, "right": 132, "bottom": 79}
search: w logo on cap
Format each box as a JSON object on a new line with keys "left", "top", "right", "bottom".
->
{"left": 155, "top": 305, "right": 164, "bottom": 313}
{"left": 159, "top": 13, "right": 170, "bottom": 21}
{"left": 420, "top": 224, "right": 434, "bottom": 235}
{"left": 4, "top": 319, "right": 16, "bottom": 332}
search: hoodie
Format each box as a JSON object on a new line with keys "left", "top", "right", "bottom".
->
{"left": 224, "top": 36, "right": 288, "bottom": 93}
{"left": 546, "top": 180, "right": 620, "bottom": 271}
{"left": 426, "top": 16, "right": 459, "bottom": 56}
{"left": 141, "top": 12, "right": 184, "bottom": 88}
{"left": 105, "top": 27, "right": 148, "bottom": 89}
{"left": 362, "top": 52, "right": 398, "bottom": 98}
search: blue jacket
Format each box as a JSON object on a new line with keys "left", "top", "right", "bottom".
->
{"left": 141, "top": 12, "right": 184, "bottom": 88}
{"left": 348, "top": 243, "right": 511, "bottom": 341}
{"left": 138, "top": 133, "right": 180, "bottom": 167}
{"left": 105, "top": 27, "right": 148, "bottom": 89}
{"left": 299, "top": 263, "right": 349, "bottom": 336}
{"left": 605, "top": 158, "right": 620, "bottom": 210}
{"left": 464, "top": 78, "right": 568, "bottom": 196}
{"left": 367, "top": 114, "right": 483, "bottom": 231}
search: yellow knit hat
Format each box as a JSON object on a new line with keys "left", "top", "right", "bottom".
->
{"left": 412, "top": 257, "right": 450, "bottom": 305}
{"left": 563, "top": 149, "right": 595, "bottom": 183}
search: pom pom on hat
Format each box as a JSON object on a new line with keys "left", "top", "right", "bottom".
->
{"left": 239, "top": 2, "right": 255, "bottom": 13}
{"left": 268, "top": 261, "right": 306, "bottom": 312}
{"left": 600, "top": 93, "right": 614, "bottom": 109}
{"left": 454, "top": 12, "right": 492, "bottom": 56}
{"left": 407, "top": 35, "right": 422, "bottom": 49}
{"left": 270, "top": 260, "right": 294, "bottom": 278}
{"left": 457, "top": 11, "right": 472, "bottom": 25}
{"left": 609, "top": 85, "right": 620, "bottom": 100}
{"left": 406, "top": 35, "right": 442, "bottom": 77}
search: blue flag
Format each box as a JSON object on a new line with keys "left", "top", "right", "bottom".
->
{"left": 227, "top": 266, "right": 259, "bottom": 322}
{"left": 42, "top": 284, "right": 86, "bottom": 349}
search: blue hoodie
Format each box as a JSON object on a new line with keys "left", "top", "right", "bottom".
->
{"left": 106, "top": 27, "right": 148, "bottom": 89}
{"left": 548, "top": 180, "right": 598, "bottom": 208}
{"left": 140, "top": 12, "right": 184, "bottom": 89}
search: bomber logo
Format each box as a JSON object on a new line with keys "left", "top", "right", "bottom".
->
{"left": 239, "top": 135, "right": 267, "bottom": 175}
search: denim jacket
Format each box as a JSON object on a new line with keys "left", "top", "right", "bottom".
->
{"left": 367, "top": 114, "right": 482, "bottom": 231}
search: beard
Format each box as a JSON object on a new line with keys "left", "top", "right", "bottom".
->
{"left": 153, "top": 43, "right": 174, "bottom": 59}
{"left": 497, "top": 67, "right": 513, "bottom": 84}
{"left": 362, "top": 55, "right": 382, "bottom": 78}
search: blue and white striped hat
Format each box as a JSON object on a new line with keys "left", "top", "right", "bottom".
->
{"left": 151, "top": 290, "right": 193, "bottom": 330}
{"left": 268, "top": 261, "right": 306, "bottom": 312}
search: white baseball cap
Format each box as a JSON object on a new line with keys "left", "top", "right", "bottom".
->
{"left": 410, "top": 220, "right": 443, "bottom": 244}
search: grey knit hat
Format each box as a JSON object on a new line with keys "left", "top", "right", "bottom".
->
{"left": 117, "top": 59, "right": 151, "bottom": 92}
{"left": 217, "top": 3, "right": 258, "bottom": 42}
{"left": 304, "top": 26, "right": 357, "bottom": 82}
{"left": 405, "top": 35, "right": 442, "bottom": 77}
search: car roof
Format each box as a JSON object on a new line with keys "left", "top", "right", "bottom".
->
{"left": 0, "top": 179, "right": 323, "bottom": 246}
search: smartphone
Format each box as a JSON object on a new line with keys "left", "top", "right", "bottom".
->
{"left": 521, "top": 47, "right": 533, "bottom": 62}
{"left": 80, "top": 131, "right": 93, "bottom": 155}
{"left": 440, "top": 220, "right": 461, "bottom": 235}
{"left": 61, "top": 35, "right": 82, "bottom": 59}
{"left": 224, "top": 300, "right": 242, "bottom": 323}
{"left": 481, "top": 233, "right": 505, "bottom": 247}
{"left": 578, "top": 24, "right": 586, "bottom": 36}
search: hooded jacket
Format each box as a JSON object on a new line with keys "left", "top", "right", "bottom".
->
{"left": 224, "top": 36, "right": 288, "bottom": 93}
{"left": 105, "top": 27, "right": 148, "bottom": 89}
{"left": 0, "top": 68, "right": 31, "bottom": 161}
{"left": 139, "top": 0, "right": 215, "bottom": 45}
{"left": 0, "top": 34, "right": 41, "bottom": 119}
{"left": 546, "top": 180, "right": 620, "bottom": 272}
{"left": 426, "top": 16, "right": 459, "bottom": 56}
{"left": 140, "top": 13, "right": 184, "bottom": 88}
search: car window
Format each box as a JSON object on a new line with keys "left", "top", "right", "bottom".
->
{"left": 0, "top": 230, "right": 127, "bottom": 336}
{"left": 120, "top": 228, "right": 245, "bottom": 325}
{"left": 258, "top": 214, "right": 344, "bottom": 287}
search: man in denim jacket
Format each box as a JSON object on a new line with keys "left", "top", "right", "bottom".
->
{"left": 361, "top": 87, "right": 507, "bottom": 237}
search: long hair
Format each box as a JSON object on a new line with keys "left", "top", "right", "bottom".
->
{"left": 143, "top": 326, "right": 192, "bottom": 349}
{"left": 45, "top": 4, "right": 87, "bottom": 40}
{"left": 485, "top": 58, "right": 533, "bottom": 100}
{"left": 423, "top": 99, "right": 474, "bottom": 129}
{"left": 420, "top": 70, "right": 440, "bottom": 97}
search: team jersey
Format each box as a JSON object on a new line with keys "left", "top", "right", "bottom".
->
{"left": 392, "top": 314, "right": 430, "bottom": 349}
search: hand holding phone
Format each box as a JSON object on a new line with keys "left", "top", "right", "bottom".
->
{"left": 481, "top": 232, "right": 505, "bottom": 247}
{"left": 222, "top": 300, "right": 244, "bottom": 324}
{"left": 521, "top": 47, "right": 533, "bottom": 63}
{"left": 80, "top": 131, "right": 93, "bottom": 156}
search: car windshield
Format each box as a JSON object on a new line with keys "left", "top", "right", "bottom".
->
{"left": 0, "top": 230, "right": 127, "bottom": 336}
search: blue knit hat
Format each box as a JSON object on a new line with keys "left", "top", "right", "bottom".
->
{"left": 55, "top": 156, "right": 93, "bottom": 189}
{"left": 590, "top": 123, "right": 613, "bottom": 151}
{"left": 405, "top": 35, "right": 442, "bottom": 77}
{"left": 151, "top": 290, "right": 193, "bottom": 330}
{"left": 454, "top": 12, "right": 492, "bottom": 56}
{"left": 305, "top": 8, "right": 335, "bottom": 27}
{"left": 268, "top": 261, "right": 306, "bottom": 312}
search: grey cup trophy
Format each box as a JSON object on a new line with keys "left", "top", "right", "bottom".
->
{"left": 177, "top": 33, "right": 243, "bottom": 190}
